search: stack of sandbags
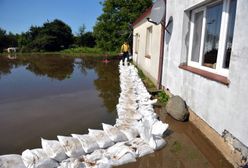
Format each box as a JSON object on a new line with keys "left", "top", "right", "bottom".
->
{"left": 14, "top": 61, "right": 170, "bottom": 168}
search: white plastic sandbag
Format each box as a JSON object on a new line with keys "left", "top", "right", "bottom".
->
{"left": 22, "top": 148, "right": 59, "bottom": 168}
{"left": 151, "top": 120, "right": 169, "bottom": 137}
{"left": 72, "top": 134, "right": 99, "bottom": 154}
{"left": 110, "top": 153, "right": 136, "bottom": 166}
{"left": 136, "top": 119, "right": 152, "bottom": 143}
{"left": 41, "top": 138, "right": 67, "bottom": 162}
{"left": 57, "top": 135, "right": 85, "bottom": 158}
{"left": 84, "top": 149, "right": 106, "bottom": 163}
{"left": 0, "top": 154, "right": 26, "bottom": 168}
{"left": 102, "top": 123, "right": 128, "bottom": 142}
{"left": 128, "top": 138, "right": 154, "bottom": 157}
{"left": 106, "top": 142, "right": 136, "bottom": 166}
{"left": 115, "top": 125, "right": 139, "bottom": 141}
{"left": 149, "top": 136, "right": 167, "bottom": 150}
{"left": 58, "top": 158, "right": 86, "bottom": 168}
{"left": 88, "top": 129, "right": 114, "bottom": 149}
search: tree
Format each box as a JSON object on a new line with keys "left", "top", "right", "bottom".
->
{"left": 93, "top": 0, "right": 152, "bottom": 51}
{"left": 0, "top": 28, "right": 8, "bottom": 52}
{"left": 75, "top": 24, "right": 96, "bottom": 48}
{"left": 18, "top": 19, "right": 74, "bottom": 52}
{"left": 0, "top": 28, "right": 18, "bottom": 52}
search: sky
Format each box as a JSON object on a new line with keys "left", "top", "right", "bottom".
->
{"left": 0, "top": 0, "right": 103, "bottom": 34}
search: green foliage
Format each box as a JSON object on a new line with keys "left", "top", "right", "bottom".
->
{"left": 18, "top": 19, "right": 73, "bottom": 52}
{"left": 157, "top": 91, "right": 169, "bottom": 104}
{"left": 61, "top": 47, "right": 117, "bottom": 56}
{"left": 93, "top": 0, "right": 152, "bottom": 51}
{"left": 136, "top": 67, "right": 156, "bottom": 89}
{"left": 62, "top": 47, "right": 103, "bottom": 54}
{"left": 170, "top": 141, "right": 182, "bottom": 153}
{"left": 0, "top": 28, "right": 18, "bottom": 52}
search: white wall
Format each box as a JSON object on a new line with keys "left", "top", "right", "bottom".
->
{"left": 133, "top": 18, "right": 162, "bottom": 84}
{"left": 162, "top": 0, "right": 248, "bottom": 147}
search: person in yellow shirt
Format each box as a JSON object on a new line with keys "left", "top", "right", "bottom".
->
{"left": 120, "top": 41, "right": 130, "bottom": 65}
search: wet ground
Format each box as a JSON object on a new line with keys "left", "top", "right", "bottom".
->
{"left": 0, "top": 54, "right": 119, "bottom": 154}
{"left": 0, "top": 54, "right": 233, "bottom": 168}
{"left": 118, "top": 107, "right": 233, "bottom": 168}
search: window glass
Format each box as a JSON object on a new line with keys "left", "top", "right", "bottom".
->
{"left": 202, "top": 3, "right": 223, "bottom": 69}
{"left": 135, "top": 34, "right": 139, "bottom": 53}
{"left": 146, "top": 26, "right": 152, "bottom": 56}
{"left": 191, "top": 11, "right": 204, "bottom": 62}
{"left": 223, "top": 0, "right": 237, "bottom": 69}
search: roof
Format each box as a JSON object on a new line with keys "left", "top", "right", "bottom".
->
{"left": 132, "top": 7, "right": 152, "bottom": 27}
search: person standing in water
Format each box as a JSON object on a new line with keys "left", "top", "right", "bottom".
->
{"left": 120, "top": 41, "right": 130, "bottom": 65}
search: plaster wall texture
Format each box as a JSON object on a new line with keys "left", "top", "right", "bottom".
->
{"left": 162, "top": 0, "right": 248, "bottom": 147}
{"left": 133, "top": 18, "right": 162, "bottom": 84}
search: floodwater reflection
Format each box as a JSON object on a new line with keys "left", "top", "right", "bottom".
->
{"left": 0, "top": 54, "right": 119, "bottom": 154}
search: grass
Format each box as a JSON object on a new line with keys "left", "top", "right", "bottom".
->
{"left": 170, "top": 141, "right": 182, "bottom": 153}
{"left": 137, "top": 67, "right": 156, "bottom": 89}
{"left": 61, "top": 47, "right": 117, "bottom": 56}
{"left": 136, "top": 65, "right": 169, "bottom": 105}
{"left": 157, "top": 91, "right": 169, "bottom": 104}
{"left": 0, "top": 47, "right": 118, "bottom": 57}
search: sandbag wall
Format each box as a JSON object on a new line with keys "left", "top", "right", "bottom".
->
{"left": 0, "top": 61, "right": 169, "bottom": 168}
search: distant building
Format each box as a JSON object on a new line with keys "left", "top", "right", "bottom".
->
{"left": 132, "top": 7, "right": 163, "bottom": 85}
{"left": 7, "top": 47, "right": 17, "bottom": 53}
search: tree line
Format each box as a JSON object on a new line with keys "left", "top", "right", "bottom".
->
{"left": 0, "top": 19, "right": 95, "bottom": 52}
{"left": 0, "top": 0, "right": 152, "bottom": 53}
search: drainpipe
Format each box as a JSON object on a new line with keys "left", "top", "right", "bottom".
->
{"left": 157, "top": 0, "right": 166, "bottom": 90}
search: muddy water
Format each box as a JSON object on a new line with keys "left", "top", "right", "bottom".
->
{"left": 0, "top": 54, "right": 119, "bottom": 155}
{"left": 118, "top": 107, "right": 233, "bottom": 168}
{"left": 0, "top": 54, "right": 233, "bottom": 168}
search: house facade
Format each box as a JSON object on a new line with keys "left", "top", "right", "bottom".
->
{"left": 161, "top": 0, "right": 248, "bottom": 165}
{"left": 132, "top": 8, "right": 162, "bottom": 84}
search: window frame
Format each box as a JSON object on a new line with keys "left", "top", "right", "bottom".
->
{"left": 187, "top": 0, "right": 234, "bottom": 77}
{"left": 145, "top": 26, "right": 153, "bottom": 57}
{"left": 135, "top": 33, "right": 140, "bottom": 54}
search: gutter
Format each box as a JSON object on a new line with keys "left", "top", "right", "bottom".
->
{"left": 157, "top": 0, "right": 166, "bottom": 89}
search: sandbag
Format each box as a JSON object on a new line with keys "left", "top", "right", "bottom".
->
{"left": 84, "top": 149, "right": 106, "bottom": 163}
{"left": 72, "top": 134, "right": 99, "bottom": 154}
{"left": 115, "top": 118, "right": 139, "bottom": 127}
{"left": 128, "top": 138, "right": 154, "bottom": 157}
{"left": 110, "top": 153, "right": 136, "bottom": 167}
{"left": 117, "top": 110, "right": 143, "bottom": 120}
{"left": 88, "top": 129, "right": 114, "bottom": 149}
{"left": 41, "top": 138, "right": 67, "bottom": 162}
{"left": 149, "top": 136, "right": 167, "bottom": 150}
{"left": 136, "top": 119, "right": 152, "bottom": 143}
{"left": 58, "top": 158, "right": 86, "bottom": 168}
{"left": 106, "top": 142, "right": 136, "bottom": 166}
{"left": 115, "top": 125, "right": 139, "bottom": 141}
{"left": 0, "top": 154, "right": 26, "bottom": 168}
{"left": 151, "top": 120, "right": 169, "bottom": 137}
{"left": 35, "top": 159, "right": 59, "bottom": 168}
{"left": 22, "top": 148, "right": 59, "bottom": 168}
{"left": 57, "top": 135, "right": 85, "bottom": 158}
{"left": 102, "top": 123, "right": 128, "bottom": 142}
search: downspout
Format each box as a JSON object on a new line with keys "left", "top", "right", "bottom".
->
{"left": 157, "top": 0, "right": 166, "bottom": 89}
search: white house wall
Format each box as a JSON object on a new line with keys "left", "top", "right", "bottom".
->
{"left": 162, "top": 0, "right": 248, "bottom": 147}
{"left": 133, "top": 19, "right": 162, "bottom": 84}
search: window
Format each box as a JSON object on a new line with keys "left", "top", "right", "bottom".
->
{"left": 145, "top": 26, "right": 153, "bottom": 57}
{"left": 188, "top": 0, "right": 237, "bottom": 76}
{"left": 135, "top": 33, "right": 140, "bottom": 54}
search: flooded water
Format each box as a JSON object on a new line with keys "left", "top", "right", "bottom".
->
{"left": 0, "top": 54, "right": 119, "bottom": 155}
{"left": 0, "top": 54, "right": 233, "bottom": 168}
